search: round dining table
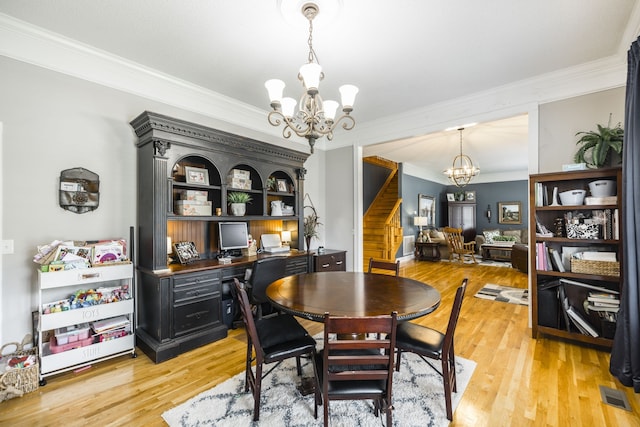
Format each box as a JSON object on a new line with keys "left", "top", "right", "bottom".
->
{"left": 266, "top": 271, "right": 441, "bottom": 322}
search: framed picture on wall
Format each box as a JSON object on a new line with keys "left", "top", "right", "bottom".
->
{"left": 418, "top": 194, "right": 436, "bottom": 227}
{"left": 465, "top": 191, "right": 476, "bottom": 201}
{"left": 446, "top": 193, "right": 455, "bottom": 202}
{"left": 498, "top": 201, "right": 522, "bottom": 224}
{"left": 184, "top": 166, "right": 209, "bottom": 185}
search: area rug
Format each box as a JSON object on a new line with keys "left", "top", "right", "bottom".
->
{"left": 441, "top": 256, "right": 512, "bottom": 268}
{"left": 162, "top": 341, "right": 476, "bottom": 427}
{"left": 475, "top": 284, "right": 528, "bottom": 306}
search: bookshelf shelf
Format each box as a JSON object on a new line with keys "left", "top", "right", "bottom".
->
{"left": 529, "top": 167, "right": 622, "bottom": 348}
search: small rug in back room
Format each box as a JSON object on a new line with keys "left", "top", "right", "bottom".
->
{"left": 475, "top": 284, "right": 528, "bottom": 306}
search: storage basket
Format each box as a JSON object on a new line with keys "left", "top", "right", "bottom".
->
{"left": 565, "top": 222, "right": 600, "bottom": 239}
{"left": 571, "top": 258, "right": 620, "bottom": 277}
{"left": 0, "top": 335, "right": 39, "bottom": 402}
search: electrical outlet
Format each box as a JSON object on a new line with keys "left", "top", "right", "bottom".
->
{"left": 1, "top": 240, "right": 14, "bottom": 254}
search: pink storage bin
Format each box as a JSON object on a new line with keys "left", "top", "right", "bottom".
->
{"left": 49, "top": 336, "right": 94, "bottom": 354}
{"left": 54, "top": 323, "right": 90, "bottom": 345}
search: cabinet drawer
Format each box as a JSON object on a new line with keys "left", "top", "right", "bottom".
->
{"left": 173, "top": 271, "right": 221, "bottom": 304}
{"left": 173, "top": 297, "right": 220, "bottom": 337}
{"left": 314, "top": 251, "right": 346, "bottom": 271}
{"left": 286, "top": 257, "right": 309, "bottom": 275}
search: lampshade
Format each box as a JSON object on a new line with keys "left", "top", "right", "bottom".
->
{"left": 413, "top": 216, "right": 429, "bottom": 227}
{"left": 299, "top": 63, "right": 322, "bottom": 92}
{"left": 339, "top": 84, "right": 359, "bottom": 110}
{"left": 265, "top": 79, "right": 285, "bottom": 104}
{"left": 323, "top": 100, "right": 339, "bottom": 121}
{"left": 281, "top": 230, "right": 292, "bottom": 243}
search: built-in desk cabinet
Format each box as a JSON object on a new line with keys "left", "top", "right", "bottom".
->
{"left": 131, "top": 111, "right": 311, "bottom": 362}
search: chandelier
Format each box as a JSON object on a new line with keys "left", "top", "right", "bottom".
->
{"left": 443, "top": 127, "right": 480, "bottom": 187}
{"left": 265, "top": 2, "right": 358, "bottom": 154}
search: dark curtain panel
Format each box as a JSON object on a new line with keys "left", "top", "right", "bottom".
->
{"left": 610, "top": 36, "right": 640, "bottom": 393}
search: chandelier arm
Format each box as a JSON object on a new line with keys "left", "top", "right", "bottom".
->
{"left": 333, "top": 114, "right": 356, "bottom": 132}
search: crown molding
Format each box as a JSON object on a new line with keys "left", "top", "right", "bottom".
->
{"left": 0, "top": 12, "right": 629, "bottom": 155}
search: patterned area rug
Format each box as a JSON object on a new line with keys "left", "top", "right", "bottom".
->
{"left": 475, "top": 284, "right": 529, "bottom": 306}
{"left": 162, "top": 336, "right": 476, "bottom": 427}
{"left": 441, "top": 256, "right": 512, "bottom": 268}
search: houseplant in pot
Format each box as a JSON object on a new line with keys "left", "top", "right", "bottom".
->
{"left": 227, "top": 192, "right": 252, "bottom": 216}
{"left": 574, "top": 114, "right": 624, "bottom": 168}
{"left": 303, "top": 193, "right": 321, "bottom": 252}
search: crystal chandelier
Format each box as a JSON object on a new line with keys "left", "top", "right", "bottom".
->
{"left": 265, "top": 2, "right": 358, "bottom": 154}
{"left": 443, "top": 127, "right": 480, "bottom": 187}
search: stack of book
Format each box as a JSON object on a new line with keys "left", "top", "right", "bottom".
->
{"left": 587, "top": 291, "right": 620, "bottom": 322}
{"left": 91, "top": 315, "right": 131, "bottom": 342}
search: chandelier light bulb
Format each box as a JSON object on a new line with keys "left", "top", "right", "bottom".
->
{"left": 281, "top": 97, "right": 297, "bottom": 117}
{"left": 323, "top": 100, "right": 339, "bottom": 121}
{"left": 339, "top": 84, "right": 358, "bottom": 111}
{"left": 299, "top": 63, "right": 322, "bottom": 93}
{"left": 265, "top": 79, "right": 285, "bottom": 105}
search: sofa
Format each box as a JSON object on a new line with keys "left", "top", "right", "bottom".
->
{"left": 426, "top": 228, "right": 450, "bottom": 260}
{"left": 475, "top": 228, "right": 528, "bottom": 249}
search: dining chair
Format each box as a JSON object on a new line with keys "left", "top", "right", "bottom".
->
{"left": 367, "top": 257, "right": 400, "bottom": 276}
{"left": 443, "top": 227, "right": 477, "bottom": 263}
{"left": 246, "top": 256, "right": 288, "bottom": 318}
{"left": 313, "top": 311, "right": 398, "bottom": 427}
{"left": 392, "top": 278, "right": 468, "bottom": 421}
{"left": 232, "top": 278, "right": 317, "bottom": 421}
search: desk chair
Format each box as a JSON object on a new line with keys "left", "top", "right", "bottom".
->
{"left": 232, "top": 278, "right": 317, "bottom": 421}
{"left": 246, "top": 256, "right": 288, "bottom": 318}
{"left": 313, "top": 312, "right": 398, "bottom": 427}
{"left": 443, "top": 227, "right": 477, "bottom": 263}
{"left": 392, "top": 278, "right": 468, "bottom": 421}
{"left": 367, "top": 258, "right": 400, "bottom": 276}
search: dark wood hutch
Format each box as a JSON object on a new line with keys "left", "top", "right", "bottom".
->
{"left": 131, "top": 111, "right": 310, "bottom": 362}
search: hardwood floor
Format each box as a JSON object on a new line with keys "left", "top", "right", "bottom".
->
{"left": 1, "top": 260, "right": 638, "bottom": 426}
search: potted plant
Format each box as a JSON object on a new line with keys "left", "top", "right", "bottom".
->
{"left": 227, "top": 192, "right": 252, "bottom": 216}
{"left": 303, "top": 194, "right": 321, "bottom": 252}
{"left": 574, "top": 114, "right": 624, "bottom": 168}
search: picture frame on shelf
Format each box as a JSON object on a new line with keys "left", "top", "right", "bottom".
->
{"left": 184, "top": 166, "right": 209, "bottom": 185}
{"left": 446, "top": 193, "right": 455, "bottom": 202}
{"left": 465, "top": 191, "right": 476, "bottom": 202}
{"left": 277, "top": 179, "right": 288, "bottom": 192}
{"left": 173, "top": 241, "right": 200, "bottom": 264}
{"left": 499, "top": 201, "right": 522, "bottom": 224}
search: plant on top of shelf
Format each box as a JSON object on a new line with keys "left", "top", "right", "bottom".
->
{"left": 574, "top": 114, "right": 624, "bottom": 168}
{"left": 227, "top": 192, "right": 252, "bottom": 216}
{"left": 227, "top": 192, "right": 252, "bottom": 204}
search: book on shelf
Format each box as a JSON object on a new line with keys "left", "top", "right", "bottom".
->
{"left": 558, "top": 287, "right": 572, "bottom": 332}
{"left": 559, "top": 278, "right": 619, "bottom": 294}
{"left": 91, "top": 315, "right": 130, "bottom": 334}
{"left": 548, "top": 247, "right": 565, "bottom": 272}
{"left": 566, "top": 305, "right": 599, "bottom": 337}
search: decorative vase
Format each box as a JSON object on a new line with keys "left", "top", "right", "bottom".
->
{"left": 230, "top": 203, "right": 246, "bottom": 216}
{"left": 305, "top": 235, "right": 312, "bottom": 253}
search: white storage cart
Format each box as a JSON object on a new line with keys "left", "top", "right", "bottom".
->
{"left": 37, "top": 263, "right": 136, "bottom": 385}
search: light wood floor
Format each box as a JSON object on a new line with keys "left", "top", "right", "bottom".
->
{"left": 1, "top": 260, "right": 638, "bottom": 426}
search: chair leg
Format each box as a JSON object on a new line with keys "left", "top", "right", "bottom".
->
{"left": 295, "top": 355, "right": 302, "bottom": 376}
{"left": 253, "top": 362, "right": 263, "bottom": 421}
{"left": 244, "top": 343, "right": 252, "bottom": 392}
{"left": 441, "top": 353, "right": 457, "bottom": 421}
{"left": 395, "top": 349, "right": 402, "bottom": 371}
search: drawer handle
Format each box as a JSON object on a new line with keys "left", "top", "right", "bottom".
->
{"left": 335, "top": 261, "right": 343, "bottom": 265}
{"left": 194, "top": 290, "right": 200, "bottom": 297}
{"left": 322, "top": 263, "right": 330, "bottom": 268}
{"left": 79, "top": 272, "right": 100, "bottom": 280}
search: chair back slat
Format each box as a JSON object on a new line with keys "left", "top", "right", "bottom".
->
{"left": 367, "top": 257, "right": 400, "bottom": 276}
{"left": 233, "top": 278, "right": 263, "bottom": 355}
{"left": 248, "top": 257, "right": 288, "bottom": 304}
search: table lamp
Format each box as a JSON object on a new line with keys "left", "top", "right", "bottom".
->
{"left": 281, "top": 230, "right": 291, "bottom": 246}
{"left": 413, "top": 217, "right": 430, "bottom": 242}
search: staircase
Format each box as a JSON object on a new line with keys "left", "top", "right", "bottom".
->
{"left": 363, "top": 157, "right": 403, "bottom": 270}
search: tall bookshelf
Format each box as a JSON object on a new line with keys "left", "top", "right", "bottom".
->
{"left": 529, "top": 168, "right": 622, "bottom": 348}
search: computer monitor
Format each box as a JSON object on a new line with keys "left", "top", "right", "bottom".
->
{"left": 218, "top": 222, "right": 249, "bottom": 255}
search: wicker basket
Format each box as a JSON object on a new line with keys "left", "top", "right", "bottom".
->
{"left": 571, "top": 258, "right": 620, "bottom": 277}
{"left": 0, "top": 335, "right": 39, "bottom": 402}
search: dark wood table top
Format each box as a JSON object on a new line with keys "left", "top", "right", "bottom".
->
{"left": 266, "top": 271, "right": 441, "bottom": 322}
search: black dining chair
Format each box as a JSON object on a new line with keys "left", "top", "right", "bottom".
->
{"left": 246, "top": 256, "right": 288, "bottom": 318}
{"left": 367, "top": 257, "right": 400, "bottom": 276}
{"left": 313, "top": 311, "right": 398, "bottom": 427}
{"left": 392, "top": 278, "right": 468, "bottom": 421}
{"left": 232, "top": 278, "right": 317, "bottom": 421}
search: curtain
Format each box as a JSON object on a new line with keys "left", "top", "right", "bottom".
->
{"left": 609, "top": 36, "right": 640, "bottom": 393}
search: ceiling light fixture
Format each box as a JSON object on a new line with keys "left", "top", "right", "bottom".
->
{"left": 265, "top": 2, "right": 358, "bottom": 154}
{"left": 443, "top": 127, "right": 480, "bottom": 187}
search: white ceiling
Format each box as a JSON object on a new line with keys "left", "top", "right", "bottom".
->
{"left": 0, "top": 0, "right": 638, "bottom": 181}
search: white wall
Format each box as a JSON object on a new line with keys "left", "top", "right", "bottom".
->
{"left": 0, "top": 56, "right": 324, "bottom": 343}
